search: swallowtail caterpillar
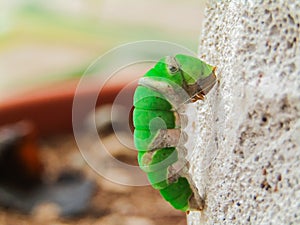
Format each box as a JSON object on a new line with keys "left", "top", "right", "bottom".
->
{"left": 133, "top": 54, "right": 216, "bottom": 212}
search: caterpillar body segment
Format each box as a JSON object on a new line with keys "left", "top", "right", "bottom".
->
{"left": 133, "top": 54, "right": 216, "bottom": 211}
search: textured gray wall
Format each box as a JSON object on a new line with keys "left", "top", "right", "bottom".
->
{"left": 188, "top": 1, "right": 300, "bottom": 224}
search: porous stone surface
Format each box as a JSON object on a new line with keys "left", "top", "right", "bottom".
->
{"left": 188, "top": 1, "right": 300, "bottom": 224}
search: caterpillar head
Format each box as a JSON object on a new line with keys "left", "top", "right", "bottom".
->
{"left": 144, "top": 54, "right": 216, "bottom": 103}
{"left": 171, "top": 54, "right": 216, "bottom": 101}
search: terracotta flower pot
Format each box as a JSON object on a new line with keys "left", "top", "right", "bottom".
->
{"left": 0, "top": 79, "right": 135, "bottom": 136}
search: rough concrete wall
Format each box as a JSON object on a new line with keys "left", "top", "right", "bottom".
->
{"left": 188, "top": 1, "right": 300, "bottom": 224}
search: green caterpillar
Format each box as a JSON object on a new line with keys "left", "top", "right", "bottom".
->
{"left": 133, "top": 54, "right": 216, "bottom": 212}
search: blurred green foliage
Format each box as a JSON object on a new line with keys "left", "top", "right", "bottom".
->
{"left": 0, "top": 0, "right": 205, "bottom": 99}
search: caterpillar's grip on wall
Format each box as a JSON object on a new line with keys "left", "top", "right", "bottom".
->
{"left": 133, "top": 54, "right": 216, "bottom": 212}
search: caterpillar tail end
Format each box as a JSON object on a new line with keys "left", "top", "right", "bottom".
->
{"left": 188, "top": 193, "right": 205, "bottom": 212}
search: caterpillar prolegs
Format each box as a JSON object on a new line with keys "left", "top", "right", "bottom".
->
{"left": 133, "top": 54, "right": 216, "bottom": 211}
